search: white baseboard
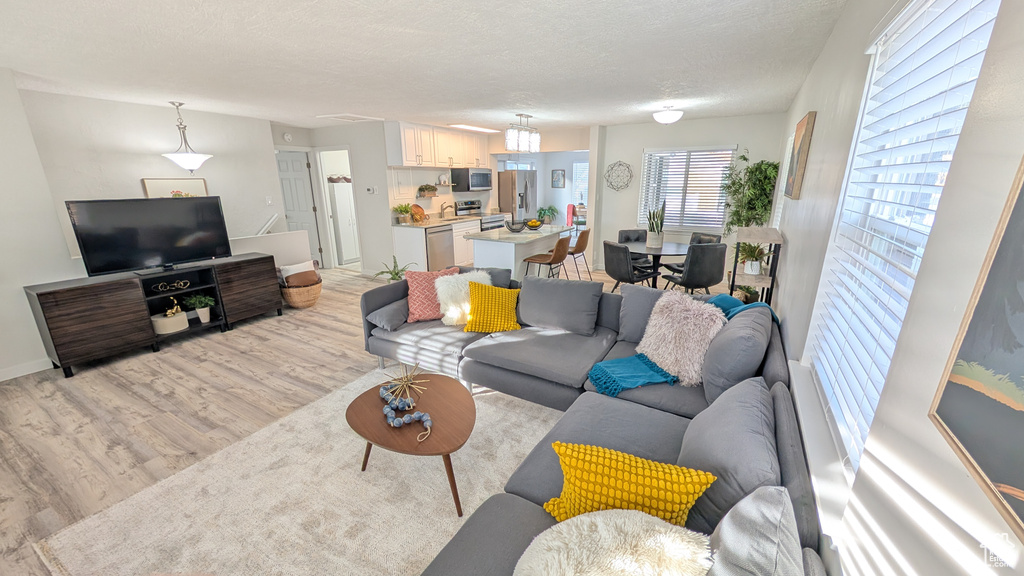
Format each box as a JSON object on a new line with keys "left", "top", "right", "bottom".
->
{"left": 0, "top": 357, "right": 55, "bottom": 384}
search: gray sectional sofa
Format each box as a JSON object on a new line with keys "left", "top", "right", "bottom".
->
{"left": 359, "top": 270, "right": 827, "bottom": 575}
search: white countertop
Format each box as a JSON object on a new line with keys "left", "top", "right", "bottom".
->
{"left": 465, "top": 225, "right": 573, "bottom": 244}
{"left": 392, "top": 215, "right": 481, "bottom": 229}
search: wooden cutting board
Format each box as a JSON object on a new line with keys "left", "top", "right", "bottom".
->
{"left": 411, "top": 204, "right": 428, "bottom": 223}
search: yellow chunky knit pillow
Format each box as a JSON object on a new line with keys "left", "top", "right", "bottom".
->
{"left": 544, "top": 442, "right": 716, "bottom": 527}
{"left": 464, "top": 282, "right": 521, "bottom": 333}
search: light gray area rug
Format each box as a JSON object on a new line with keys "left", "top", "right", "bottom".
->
{"left": 35, "top": 370, "right": 562, "bottom": 576}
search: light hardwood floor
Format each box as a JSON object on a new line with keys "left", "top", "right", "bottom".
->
{"left": 0, "top": 263, "right": 729, "bottom": 575}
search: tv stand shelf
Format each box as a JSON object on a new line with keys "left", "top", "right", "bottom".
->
{"left": 24, "top": 253, "right": 282, "bottom": 378}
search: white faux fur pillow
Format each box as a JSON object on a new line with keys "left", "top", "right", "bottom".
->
{"left": 435, "top": 271, "right": 492, "bottom": 326}
{"left": 514, "top": 509, "right": 712, "bottom": 576}
{"left": 636, "top": 291, "right": 726, "bottom": 386}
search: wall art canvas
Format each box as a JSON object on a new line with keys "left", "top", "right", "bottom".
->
{"left": 551, "top": 169, "right": 565, "bottom": 188}
{"left": 931, "top": 159, "right": 1024, "bottom": 543}
{"left": 783, "top": 111, "right": 816, "bottom": 199}
{"left": 142, "top": 178, "right": 209, "bottom": 198}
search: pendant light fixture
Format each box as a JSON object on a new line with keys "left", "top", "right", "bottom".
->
{"left": 505, "top": 113, "right": 541, "bottom": 153}
{"left": 162, "top": 101, "right": 212, "bottom": 174}
{"left": 653, "top": 107, "right": 684, "bottom": 124}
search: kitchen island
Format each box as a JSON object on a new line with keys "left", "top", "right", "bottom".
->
{"left": 465, "top": 225, "right": 573, "bottom": 281}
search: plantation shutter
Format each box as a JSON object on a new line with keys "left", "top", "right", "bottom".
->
{"left": 807, "top": 0, "right": 1001, "bottom": 470}
{"left": 637, "top": 148, "right": 734, "bottom": 229}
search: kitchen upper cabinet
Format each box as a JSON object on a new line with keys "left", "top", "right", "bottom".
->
{"left": 470, "top": 135, "right": 491, "bottom": 168}
{"left": 385, "top": 122, "right": 436, "bottom": 167}
{"left": 434, "top": 129, "right": 465, "bottom": 169}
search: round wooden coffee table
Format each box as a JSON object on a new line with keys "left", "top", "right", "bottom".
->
{"left": 345, "top": 373, "right": 476, "bottom": 516}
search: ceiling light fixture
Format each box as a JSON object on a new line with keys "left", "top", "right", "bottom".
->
{"left": 653, "top": 107, "right": 684, "bottom": 124}
{"left": 162, "top": 102, "right": 212, "bottom": 174}
{"left": 505, "top": 113, "right": 541, "bottom": 153}
{"left": 449, "top": 124, "right": 501, "bottom": 134}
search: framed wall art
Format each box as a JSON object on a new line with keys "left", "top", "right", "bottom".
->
{"left": 142, "top": 178, "right": 209, "bottom": 198}
{"left": 930, "top": 157, "right": 1024, "bottom": 543}
{"left": 552, "top": 169, "right": 565, "bottom": 188}
{"left": 783, "top": 111, "right": 816, "bottom": 199}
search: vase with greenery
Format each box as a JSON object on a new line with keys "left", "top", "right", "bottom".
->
{"left": 646, "top": 200, "right": 665, "bottom": 248}
{"left": 373, "top": 256, "right": 414, "bottom": 283}
{"left": 536, "top": 205, "right": 559, "bottom": 224}
{"left": 393, "top": 203, "right": 413, "bottom": 224}
{"left": 182, "top": 293, "right": 216, "bottom": 323}
{"left": 417, "top": 184, "right": 438, "bottom": 198}
{"left": 737, "top": 242, "right": 769, "bottom": 275}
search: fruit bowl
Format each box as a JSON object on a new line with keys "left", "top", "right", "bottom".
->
{"left": 504, "top": 221, "right": 527, "bottom": 233}
{"left": 525, "top": 219, "right": 543, "bottom": 230}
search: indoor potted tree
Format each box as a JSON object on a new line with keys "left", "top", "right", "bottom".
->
{"left": 393, "top": 203, "right": 413, "bottom": 224}
{"left": 723, "top": 150, "right": 779, "bottom": 292}
{"left": 646, "top": 200, "right": 665, "bottom": 248}
{"left": 182, "top": 293, "right": 216, "bottom": 323}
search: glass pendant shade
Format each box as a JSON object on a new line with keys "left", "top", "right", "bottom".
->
{"left": 162, "top": 152, "right": 213, "bottom": 172}
{"left": 504, "top": 113, "right": 541, "bottom": 153}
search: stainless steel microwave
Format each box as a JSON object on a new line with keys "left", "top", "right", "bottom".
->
{"left": 451, "top": 168, "right": 492, "bottom": 192}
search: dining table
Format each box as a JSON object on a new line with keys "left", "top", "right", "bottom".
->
{"left": 620, "top": 241, "right": 690, "bottom": 289}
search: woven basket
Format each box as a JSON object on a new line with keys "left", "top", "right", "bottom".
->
{"left": 281, "top": 278, "right": 323, "bottom": 308}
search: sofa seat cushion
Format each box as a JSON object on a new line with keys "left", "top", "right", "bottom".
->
{"left": 420, "top": 493, "right": 556, "bottom": 576}
{"left": 584, "top": 341, "right": 710, "bottom": 418}
{"left": 463, "top": 326, "right": 617, "bottom": 388}
{"left": 504, "top": 392, "right": 690, "bottom": 507}
{"left": 371, "top": 320, "right": 486, "bottom": 355}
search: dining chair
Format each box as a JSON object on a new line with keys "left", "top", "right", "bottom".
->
{"left": 603, "top": 241, "right": 660, "bottom": 293}
{"left": 617, "top": 229, "right": 653, "bottom": 270}
{"left": 662, "top": 243, "right": 727, "bottom": 294}
{"left": 664, "top": 232, "right": 726, "bottom": 275}
{"left": 525, "top": 235, "right": 571, "bottom": 278}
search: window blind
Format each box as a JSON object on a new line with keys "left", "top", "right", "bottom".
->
{"left": 637, "top": 149, "right": 734, "bottom": 229}
{"left": 572, "top": 161, "right": 589, "bottom": 204}
{"left": 808, "top": 0, "right": 1001, "bottom": 470}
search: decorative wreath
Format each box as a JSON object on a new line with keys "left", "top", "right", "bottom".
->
{"left": 604, "top": 161, "right": 634, "bottom": 191}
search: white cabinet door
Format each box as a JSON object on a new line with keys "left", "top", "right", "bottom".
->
{"left": 451, "top": 221, "right": 479, "bottom": 266}
{"left": 414, "top": 125, "right": 435, "bottom": 167}
{"left": 434, "top": 129, "right": 458, "bottom": 169}
{"left": 471, "top": 135, "right": 490, "bottom": 168}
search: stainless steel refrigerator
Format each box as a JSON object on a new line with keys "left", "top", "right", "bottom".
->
{"left": 497, "top": 170, "right": 537, "bottom": 221}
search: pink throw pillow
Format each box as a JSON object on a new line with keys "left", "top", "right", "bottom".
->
{"left": 406, "top": 268, "right": 460, "bottom": 322}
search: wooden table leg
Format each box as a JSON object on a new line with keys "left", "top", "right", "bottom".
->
{"left": 361, "top": 442, "right": 372, "bottom": 472}
{"left": 442, "top": 454, "right": 463, "bottom": 517}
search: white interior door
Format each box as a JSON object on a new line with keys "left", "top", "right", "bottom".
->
{"left": 277, "top": 151, "right": 322, "bottom": 265}
{"left": 332, "top": 183, "right": 361, "bottom": 264}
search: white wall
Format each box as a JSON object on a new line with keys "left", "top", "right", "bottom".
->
{"left": 311, "top": 121, "right": 392, "bottom": 275}
{"left": 0, "top": 70, "right": 86, "bottom": 381}
{"left": 774, "top": 1, "right": 1024, "bottom": 574}
{"left": 594, "top": 114, "right": 787, "bottom": 265}
{"left": 21, "top": 91, "right": 287, "bottom": 254}
{"left": 270, "top": 123, "right": 313, "bottom": 148}
{"left": 537, "top": 151, "right": 589, "bottom": 220}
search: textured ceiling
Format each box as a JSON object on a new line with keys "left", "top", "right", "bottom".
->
{"left": 0, "top": 0, "right": 847, "bottom": 129}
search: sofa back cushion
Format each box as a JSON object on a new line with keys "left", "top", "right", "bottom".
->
{"left": 677, "top": 377, "right": 780, "bottom": 535}
{"left": 617, "top": 284, "right": 665, "bottom": 343}
{"left": 457, "top": 266, "right": 513, "bottom": 289}
{"left": 636, "top": 292, "right": 725, "bottom": 386}
{"left": 518, "top": 276, "right": 604, "bottom": 336}
{"left": 702, "top": 307, "right": 773, "bottom": 404}
{"left": 596, "top": 292, "right": 622, "bottom": 332}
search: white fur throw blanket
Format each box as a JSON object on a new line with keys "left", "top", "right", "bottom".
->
{"left": 636, "top": 292, "right": 725, "bottom": 386}
{"left": 514, "top": 509, "right": 712, "bottom": 576}
{"left": 435, "top": 271, "right": 492, "bottom": 326}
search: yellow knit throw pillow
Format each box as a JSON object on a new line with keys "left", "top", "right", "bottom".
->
{"left": 544, "top": 442, "right": 716, "bottom": 526}
{"left": 464, "top": 281, "right": 521, "bottom": 333}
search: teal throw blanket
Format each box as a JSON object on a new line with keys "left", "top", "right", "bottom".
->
{"left": 589, "top": 353, "right": 677, "bottom": 398}
{"left": 707, "top": 294, "right": 779, "bottom": 324}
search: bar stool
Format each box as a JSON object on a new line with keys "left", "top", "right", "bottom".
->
{"left": 549, "top": 229, "right": 592, "bottom": 280}
{"left": 524, "top": 236, "right": 571, "bottom": 278}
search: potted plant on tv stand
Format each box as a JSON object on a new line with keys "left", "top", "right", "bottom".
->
{"left": 182, "top": 293, "right": 216, "bottom": 323}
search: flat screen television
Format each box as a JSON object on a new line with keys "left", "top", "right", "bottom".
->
{"left": 67, "top": 197, "right": 232, "bottom": 276}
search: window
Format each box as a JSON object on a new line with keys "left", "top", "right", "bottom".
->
{"left": 572, "top": 161, "right": 589, "bottom": 204}
{"left": 807, "top": 0, "right": 1001, "bottom": 470}
{"left": 637, "top": 148, "right": 734, "bottom": 230}
{"left": 504, "top": 161, "right": 534, "bottom": 170}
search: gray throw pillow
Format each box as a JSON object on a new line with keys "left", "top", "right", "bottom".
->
{"left": 678, "top": 378, "right": 780, "bottom": 535}
{"left": 617, "top": 283, "right": 665, "bottom": 343}
{"left": 458, "top": 266, "right": 512, "bottom": 288}
{"left": 365, "top": 298, "right": 408, "bottom": 331}
{"left": 517, "top": 276, "right": 603, "bottom": 336}
{"left": 707, "top": 486, "right": 803, "bottom": 576}
{"left": 702, "top": 308, "right": 773, "bottom": 404}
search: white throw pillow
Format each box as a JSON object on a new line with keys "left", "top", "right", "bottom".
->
{"left": 278, "top": 260, "right": 316, "bottom": 281}
{"left": 636, "top": 291, "right": 726, "bottom": 386}
{"left": 515, "top": 509, "right": 712, "bottom": 576}
{"left": 435, "top": 271, "right": 492, "bottom": 326}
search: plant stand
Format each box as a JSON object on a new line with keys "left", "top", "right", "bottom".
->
{"left": 729, "top": 227, "right": 784, "bottom": 305}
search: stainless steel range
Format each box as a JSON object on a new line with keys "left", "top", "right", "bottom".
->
{"left": 456, "top": 200, "right": 505, "bottom": 231}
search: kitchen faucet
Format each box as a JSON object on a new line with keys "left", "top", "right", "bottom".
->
{"left": 440, "top": 202, "right": 454, "bottom": 219}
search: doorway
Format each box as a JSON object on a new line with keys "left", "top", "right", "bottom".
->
{"left": 319, "top": 150, "right": 361, "bottom": 266}
{"left": 276, "top": 151, "right": 324, "bottom": 265}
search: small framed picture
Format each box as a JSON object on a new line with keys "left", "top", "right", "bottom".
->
{"left": 551, "top": 169, "right": 565, "bottom": 188}
{"left": 142, "top": 178, "right": 209, "bottom": 198}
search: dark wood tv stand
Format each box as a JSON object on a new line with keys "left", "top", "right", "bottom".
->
{"left": 24, "top": 253, "right": 282, "bottom": 378}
